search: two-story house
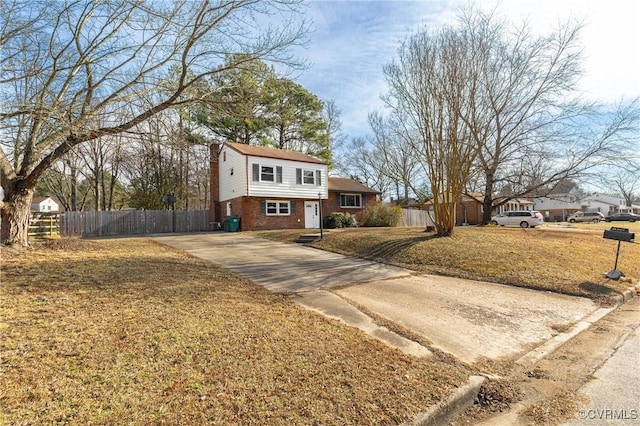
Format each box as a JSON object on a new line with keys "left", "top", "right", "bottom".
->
{"left": 209, "top": 142, "right": 379, "bottom": 231}
{"left": 580, "top": 193, "right": 630, "bottom": 215}
{"left": 31, "top": 196, "right": 60, "bottom": 214}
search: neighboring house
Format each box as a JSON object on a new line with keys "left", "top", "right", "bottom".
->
{"left": 30, "top": 196, "right": 59, "bottom": 214}
{"left": 532, "top": 196, "right": 582, "bottom": 222}
{"left": 457, "top": 192, "right": 484, "bottom": 225}
{"left": 420, "top": 192, "right": 485, "bottom": 225}
{"left": 579, "top": 193, "right": 637, "bottom": 215}
{"left": 326, "top": 177, "right": 379, "bottom": 215}
{"left": 494, "top": 198, "right": 534, "bottom": 214}
{"left": 390, "top": 197, "right": 422, "bottom": 209}
{"left": 209, "top": 142, "right": 379, "bottom": 231}
{"left": 533, "top": 193, "right": 583, "bottom": 222}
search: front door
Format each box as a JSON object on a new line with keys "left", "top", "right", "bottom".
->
{"left": 304, "top": 201, "right": 320, "bottom": 229}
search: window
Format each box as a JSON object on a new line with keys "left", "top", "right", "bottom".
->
{"left": 303, "top": 170, "right": 315, "bottom": 184}
{"left": 261, "top": 166, "right": 274, "bottom": 182}
{"left": 252, "top": 164, "right": 283, "bottom": 183}
{"left": 340, "top": 193, "right": 362, "bottom": 208}
{"left": 296, "top": 168, "right": 322, "bottom": 185}
{"left": 265, "top": 200, "right": 290, "bottom": 216}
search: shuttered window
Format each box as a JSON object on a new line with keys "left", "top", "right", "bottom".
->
{"left": 297, "top": 168, "right": 320, "bottom": 185}
{"left": 253, "top": 164, "right": 281, "bottom": 183}
{"left": 261, "top": 166, "right": 274, "bottom": 182}
{"left": 262, "top": 200, "right": 291, "bottom": 216}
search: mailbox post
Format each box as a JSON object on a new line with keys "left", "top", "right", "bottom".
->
{"left": 602, "top": 227, "right": 635, "bottom": 280}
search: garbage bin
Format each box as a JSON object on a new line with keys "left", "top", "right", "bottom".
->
{"left": 224, "top": 215, "right": 240, "bottom": 232}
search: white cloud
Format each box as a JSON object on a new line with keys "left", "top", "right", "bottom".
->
{"left": 484, "top": 0, "right": 640, "bottom": 101}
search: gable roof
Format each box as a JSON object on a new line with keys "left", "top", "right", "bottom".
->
{"left": 328, "top": 177, "right": 380, "bottom": 194}
{"left": 581, "top": 193, "right": 625, "bottom": 206}
{"left": 224, "top": 142, "right": 326, "bottom": 165}
{"left": 32, "top": 196, "right": 53, "bottom": 204}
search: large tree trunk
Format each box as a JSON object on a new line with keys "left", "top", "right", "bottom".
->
{"left": 482, "top": 174, "right": 496, "bottom": 224}
{"left": 0, "top": 188, "right": 35, "bottom": 247}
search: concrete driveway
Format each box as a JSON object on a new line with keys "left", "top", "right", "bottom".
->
{"left": 152, "top": 232, "right": 603, "bottom": 364}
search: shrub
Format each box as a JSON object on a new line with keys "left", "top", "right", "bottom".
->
{"left": 324, "top": 212, "right": 357, "bottom": 229}
{"left": 359, "top": 203, "right": 402, "bottom": 227}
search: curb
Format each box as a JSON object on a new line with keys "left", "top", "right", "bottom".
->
{"left": 614, "top": 280, "right": 640, "bottom": 304}
{"left": 516, "top": 280, "right": 640, "bottom": 367}
{"left": 416, "top": 281, "right": 640, "bottom": 426}
{"left": 404, "top": 376, "right": 485, "bottom": 426}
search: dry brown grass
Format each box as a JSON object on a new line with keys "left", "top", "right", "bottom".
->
{"left": 255, "top": 223, "right": 640, "bottom": 301}
{"left": 0, "top": 238, "right": 471, "bottom": 425}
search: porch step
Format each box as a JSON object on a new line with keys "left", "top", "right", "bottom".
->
{"left": 295, "top": 234, "right": 322, "bottom": 244}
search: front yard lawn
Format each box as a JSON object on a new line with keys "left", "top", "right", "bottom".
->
{"left": 0, "top": 238, "right": 470, "bottom": 425}
{"left": 256, "top": 224, "right": 640, "bottom": 300}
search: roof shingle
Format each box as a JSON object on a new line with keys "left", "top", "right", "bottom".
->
{"left": 224, "top": 142, "right": 326, "bottom": 165}
{"left": 328, "top": 177, "right": 380, "bottom": 194}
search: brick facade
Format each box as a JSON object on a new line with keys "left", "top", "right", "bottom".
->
{"left": 209, "top": 143, "right": 380, "bottom": 231}
{"left": 325, "top": 191, "right": 377, "bottom": 218}
{"left": 222, "top": 196, "right": 308, "bottom": 231}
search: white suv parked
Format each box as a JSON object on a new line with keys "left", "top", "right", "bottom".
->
{"left": 490, "top": 210, "right": 544, "bottom": 228}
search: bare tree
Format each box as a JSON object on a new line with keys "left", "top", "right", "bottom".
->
{"left": 384, "top": 26, "right": 478, "bottom": 236}
{"left": 381, "top": 6, "right": 638, "bottom": 234}
{"left": 0, "top": 0, "right": 307, "bottom": 246}
{"left": 368, "top": 111, "right": 423, "bottom": 204}
{"left": 341, "top": 137, "right": 393, "bottom": 197}
{"left": 456, "top": 8, "right": 639, "bottom": 223}
{"left": 37, "top": 153, "right": 90, "bottom": 212}
{"left": 610, "top": 162, "right": 640, "bottom": 210}
{"left": 323, "top": 99, "right": 347, "bottom": 170}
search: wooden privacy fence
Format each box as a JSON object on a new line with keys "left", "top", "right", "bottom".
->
{"left": 398, "top": 208, "right": 435, "bottom": 228}
{"left": 60, "top": 210, "right": 212, "bottom": 237}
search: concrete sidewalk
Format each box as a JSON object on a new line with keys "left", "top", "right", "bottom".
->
{"left": 152, "top": 232, "right": 604, "bottom": 365}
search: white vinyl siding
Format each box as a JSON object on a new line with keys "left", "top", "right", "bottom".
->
{"left": 219, "top": 145, "right": 328, "bottom": 201}
{"left": 247, "top": 156, "right": 327, "bottom": 199}
{"left": 219, "top": 147, "right": 248, "bottom": 202}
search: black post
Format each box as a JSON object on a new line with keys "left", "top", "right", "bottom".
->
{"left": 605, "top": 240, "right": 624, "bottom": 280}
{"left": 613, "top": 240, "right": 621, "bottom": 271}
{"left": 318, "top": 192, "right": 323, "bottom": 240}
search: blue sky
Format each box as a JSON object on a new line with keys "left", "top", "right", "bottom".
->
{"left": 292, "top": 0, "right": 640, "bottom": 139}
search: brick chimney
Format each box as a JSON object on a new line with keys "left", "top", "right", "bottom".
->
{"left": 209, "top": 142, "right": 222, "bottom": 223}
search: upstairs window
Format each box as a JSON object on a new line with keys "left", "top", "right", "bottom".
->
{"left": 261, "top": 166, "right": 275, "bottom": 182}
{"left": 296, "top": 168, "right": 322, "bottom": 186}
{"left": 303, "top": 170, "right": 315, "bottom": 184}
{"left": 252, "top": 164, "right": 283, "bottom": 183}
